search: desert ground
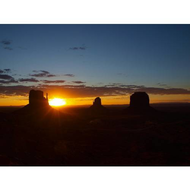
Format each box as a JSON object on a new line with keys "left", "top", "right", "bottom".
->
{"left": 0, "top": 103, "right": 190, "bottom": 166}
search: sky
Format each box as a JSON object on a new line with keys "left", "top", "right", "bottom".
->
{"left": 0, "top": 24, "right": 190, "bottom": 106}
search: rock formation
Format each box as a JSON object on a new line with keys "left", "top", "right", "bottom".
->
{"left": 29, "top": 90, "right": 49, "bottom": 107}
{"left": 130, "top": 92, "right": 149, "bottom": 109}
{"left": 93, "top": 97, "right": 102, "bottom": 107}
{"left": 13, "top": 90, "right": 68, "bottom": 125}
{"left": 89, "top": 97, "right": 108, "bottom": 115}
{"left": 13, "top": 89, "right": 50, "bottom": 116}
{"left": 125, "top": 92, "right": 156, "bottom": 114}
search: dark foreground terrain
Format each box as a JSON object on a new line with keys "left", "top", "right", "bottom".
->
{"left": 0, "top": 104, "right": 190, "bottom": 166}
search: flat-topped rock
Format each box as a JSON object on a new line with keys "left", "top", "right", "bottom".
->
{"left": 130, "top": 92, "right": 150, "bottom": 109}
{"left": 124, "top": 92, "right": 157, "bottom": 114}
{"left": 29, "top": 90, "right": 49, "bottom": 107}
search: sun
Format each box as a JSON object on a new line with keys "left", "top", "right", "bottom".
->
{"left": 49, "top": 98, "right": 66, "bottom": 107}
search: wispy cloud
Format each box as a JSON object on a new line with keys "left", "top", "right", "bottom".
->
{"left": 4, "top": 47, "right": 13, "bottom": 50}
{"left": 117, "top": 73, "right": 127, "bottom": 77}
{"left": 41, "top": 80, "right": 65, "bottom": 84}
{"left": 104, "top": 83, "right": 145, "bottom": 89}
{"left": 0, "top": 74, "right": 14, "bottom": 80}
{"left": 4, "top": 69, "right": 11, "bottom": 73}
{"left": 72, "top": 81, "right": 86, "bottom": 84}
{"left": 69, "top": 46, "right": 86, "bottom": 50}
{"left": 1, "top": 40, "right": 11, "bottom": 45}
{"left": 30, "top": 70, "right": 56, "bottom": 77}
{"left": 19, "top": 78, "right": 39, "bottom": 83}
{"left": 64, "top": 74, "right": 75, "bottom": 77}
{"left": 157, "top": 83, "right": 170, "bottom": 88}
{"left": 18, "top": 46, "right": 27, "bottom": 50}
{"left": 0, "top": 69, "right": 11, "bottom": 73}
{"left": 1, "top": 40, "right": 13, "bottom": 50}
{"left": 0, "top": 79, "right": 18, "bottom": 84}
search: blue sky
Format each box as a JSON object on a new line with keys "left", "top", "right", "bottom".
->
{"left": 0, "top": 24, "right": 190, "bottom": 104}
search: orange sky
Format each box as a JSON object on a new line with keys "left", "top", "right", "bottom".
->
{"left": 0, "top": 94, "right": 189, "bottom": 106}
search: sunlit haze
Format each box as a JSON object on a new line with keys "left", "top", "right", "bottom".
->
{"left": 49, "top": 98, "right": 66, "bottom": 107}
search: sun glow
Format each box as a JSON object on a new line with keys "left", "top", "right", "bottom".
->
{"left": 49, "top": 98, "right": 66, "bottom": 107}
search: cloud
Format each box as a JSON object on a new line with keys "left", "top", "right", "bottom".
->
{"left": 157, "top": 83, "right": 170, "bottom": 88}
{"left": 0, "top": 72, "right": 18, "bottom": 84}
{"left": 41, "top": 80, "right": 65, "bottom": 84}
{"left": 19, "top": 78, "right": 39, "bottom": 83}
{"left": 30, "top": 70, "right": 56, "bottom": 77}
{"left": 72, "top": 81, "right": 86, "bottom": 84}
{"left": 0, "top": 69, "right": 11, "bottom": 74}
{"left": 0, "top": 79, "right": 18, "bottom": 84}
{"left": 64, "top": 74, "right": 75, "bottom": 77}
{"left": 139, "top": 87, "right": 190, "bottom": 95}
{"left": 4, "top": 47, "right": 13, "bottom": 50}
{"left": 105, "top": 83, "right": 145, "bottom": 89}
{"left": 0, "top": 85, "right": 34, "bottom": 96}
{"left": 18, "top": 46, "right": 27, "bottom": 50}
{"left": 1, "top": 40, "right": 13, "bottom": 50}
{"left": 4, "top": 69, "right": 11, "bottom": 73}
{"left": 1, "top": 40, "right": 11, "bottom": 45}
{"left": 69, "top": 46, "right": 86, "bottom": 50}
{"left": 117, "top": 73, "right": 127, "bottom": 77}
{"left": 0, "top": 74, "right": 14, "bottom": 80}
{"left": 1, "top": 84, "right": 190, "bottom": 100}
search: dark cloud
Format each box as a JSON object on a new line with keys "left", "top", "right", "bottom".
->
{"left": 139, "top": 87, "right": 190, "bottom": 95}
{"left": 0, "top": 85, "right": 34, "bottom": 96}
{"left": 4, "top": 69, "right": 11, "bottom": 73}
{"left": 72, "top": 81, "right": 86, "bottom": 84}
{"left": 39, "top": 70, "right": 49, "bottom": 74}
{"left": 0, "top": 72, "right": 17, "bottom": 84}
{"left": 45, "top": 74, "right": 55, "bottom": 77}
{"left": 1, "top": 84, "right": 190, "bottom": 99}
{"left": 1, "top": 40, "right": 11, "bottom": 45}
{"left": 64, "top": 74, "right": 75, "bottom": 77}
{"left": 30, "top": 70, "right": 56, "bottom": 77}
{"left": 19, "top": 78, "right": 39, "bottom": 83}
{"left": 4, "top": 47, "right": 13, "bottom": 50}
{"left": 69, "top": 46, "right": 86, "bottom": 50}
{"left": 0, "top": 74, "right": 14, "bottom": 80}
{"left": 0, "top": 69, "right": 11, "bottom": 74}
{"left": 39, "top": 85, "right": 190, "bottom": 98}
{"left": 42, "top": 80, "right": 65, "bottom": 84}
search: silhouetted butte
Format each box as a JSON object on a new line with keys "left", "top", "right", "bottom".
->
{"left": 124, "top": 92, "right": 156, "bottom": 114}
{"left": 29, "top": 90, "right": 49, "bottom": 107}
{"left": 14, "top": 90, "right": 52, "bottom": 116}
{"left": 89, "top": 97, "right": 108, "bottom": 115}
